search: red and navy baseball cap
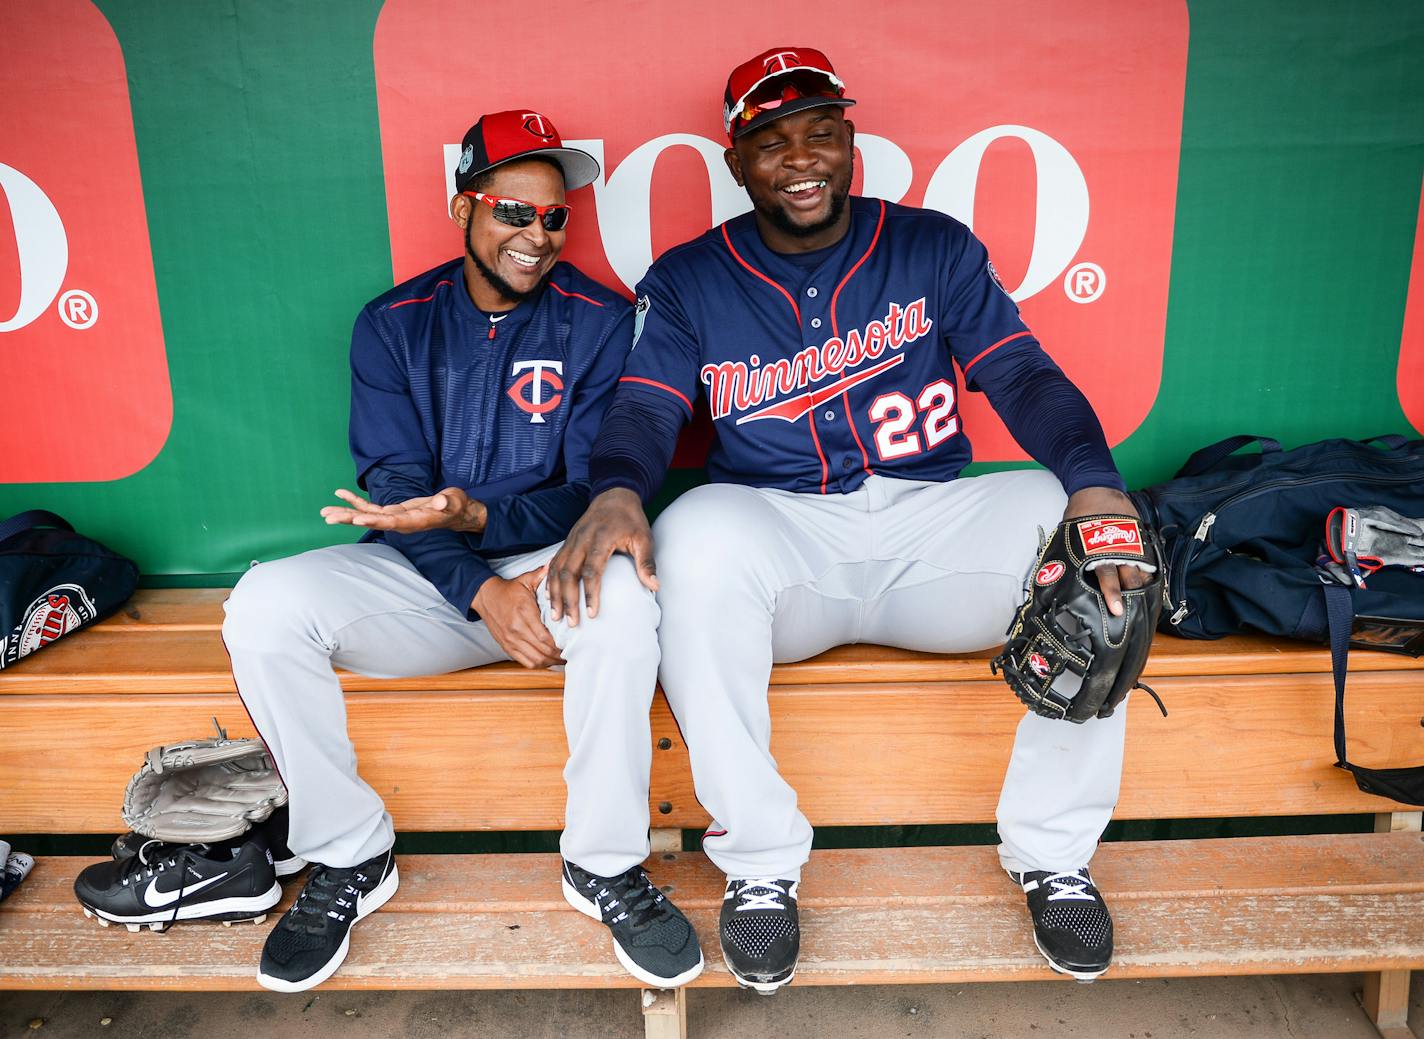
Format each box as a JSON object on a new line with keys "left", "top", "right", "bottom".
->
{"left": 723, "top": 47, "right": 856, "bottom": 142}
{"left": 453, "top": 110, "right": 600, "bottom": 193}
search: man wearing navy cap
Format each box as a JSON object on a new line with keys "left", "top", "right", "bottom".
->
{"left": 224, "top": 110, "right": 703, "bottom": 992}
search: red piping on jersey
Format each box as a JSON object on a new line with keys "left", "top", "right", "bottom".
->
{"left": 389, "top": 280, "right": 454, "bottom": 308}
{"left": 620, "top": 376, "right": 694, "bottom": 412}
{"left": 722, "top": 225, "right": 802, "bottom": 326}
{"left": 829, "top": 199, "right": 886, "bottom": 475}
{"left": 964, "top": 331, "right": 1032, "bottom": 375}
{"left": 806, "top": 409, "right": 830, "bottom": 494}
{"left": 549, "top": 281, "right": 606, "bottom": 307}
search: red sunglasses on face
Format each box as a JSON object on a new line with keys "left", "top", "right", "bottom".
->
{"left": 734, "top": 70, "right": 845, "bottom": 129}
{"left": 463, "top": 191, "right": 572, "bottom": 232}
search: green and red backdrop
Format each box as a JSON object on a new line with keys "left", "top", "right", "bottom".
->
{"left": 2, "top": 0, "right": 1421, "bottom": 582}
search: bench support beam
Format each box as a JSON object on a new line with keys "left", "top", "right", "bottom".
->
{"left": 641, "top": 987, "right": 688, "bottom": 1039}
{"left": 1362, "top": 812, "right": 1421, "bottom": 1039}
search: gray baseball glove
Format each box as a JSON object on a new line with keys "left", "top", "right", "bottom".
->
{"left": 121, "top": 719, "right": 287, "bottom": 843}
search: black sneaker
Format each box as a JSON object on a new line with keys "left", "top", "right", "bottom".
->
{"left": 74, "top": 831, "right": 280, "bottom": 932}
{"left": 561, "top": 860, "right": 703, "bottom": 987}
{"left": 256, "top": 847, "right": 398, "bottom": 993}
{"left": 719, "top": 878, "right": 799, "bottom": 994}
{"left": 112, "top": 806, "right": 307, "bottom": 879}
{"left": 1010, "top": 867, "right": 1114, "bottom": 981}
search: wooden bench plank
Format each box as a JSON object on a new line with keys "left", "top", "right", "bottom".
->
{"left": 3, "top": 674, "right": 1421, "bottom": 834}
{"left": 4, "top": 835, "right": 1421, "bottom": 989}
{"left": 5, "top": 589, "right": 1419, "bottom": 698}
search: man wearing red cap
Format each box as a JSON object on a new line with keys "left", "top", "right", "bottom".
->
{"left": 224, "top": 111, "right": 702, "bottom": 992}
{"left": 548, "top": 48, "right": 1151, "bottom": 990}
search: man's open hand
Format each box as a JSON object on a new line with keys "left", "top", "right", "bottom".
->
{"left": 320, "top": 487, "right": 486, "bottom": 534}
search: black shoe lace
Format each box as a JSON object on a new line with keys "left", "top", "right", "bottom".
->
{"left": 119, "top": 844, "right": 210, "bottom": 926}
{"left": 285, "top": 864, "right": 357, "bottom": 933}
{"left": 606, "top": 867, "right": 669, "bottom": 929}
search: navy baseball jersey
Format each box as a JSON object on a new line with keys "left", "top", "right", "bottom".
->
{"left": 350, "top": 258, "right": 631, "bottom": 614}
{"left": 608, "top": 196, "right": 1119, "bottom": 497}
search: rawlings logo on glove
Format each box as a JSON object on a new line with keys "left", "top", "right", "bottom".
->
{"left": 992, "top": 514, "right": 1167, "bottom": 723}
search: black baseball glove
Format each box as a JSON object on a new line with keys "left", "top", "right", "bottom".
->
{"left": 991, "top": 514, "right": 1166, "bottom": 723}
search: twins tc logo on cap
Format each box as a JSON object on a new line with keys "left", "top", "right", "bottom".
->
{"left": 521, "top": 112, "right": 554, "bottom": 139}
{"left": 1077, "top": 518, "right": 1145, "bottom": 557}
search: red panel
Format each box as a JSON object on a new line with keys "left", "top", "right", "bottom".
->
{"left": 1399, "top": 181, "right": 1424, "bottom": 435}
{"left": 374, "top": 1, "right": 1188, "bottom": 459}
{"left": 0, "top": 0, "right": 171, "bottom": 483}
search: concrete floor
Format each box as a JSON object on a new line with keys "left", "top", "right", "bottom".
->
{"left": 4, "top": 973, "right": 1420, "bottom": 1039}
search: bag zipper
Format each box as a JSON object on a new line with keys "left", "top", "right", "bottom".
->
{"left": 1165, "top": 469, "right": 1423, "bottom": 630}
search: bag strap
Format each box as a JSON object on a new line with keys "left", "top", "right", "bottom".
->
{"left": 1361, "top": 433, "right": 1408, "bottom": 451}
{"left": 1173, "top": 435, "right": 1281, "bottom": 479}
{"left": 1327, "top": 581, "right": 1424, "bottom": 806}
{"left": 0, "top": 509, "right": 73, "bottom": 547}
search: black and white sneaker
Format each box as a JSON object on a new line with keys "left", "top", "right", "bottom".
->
{"left": 561, "top": 860, "right": 703, "bottom": 987}
{"left": 1010, "top": 867, "right": 1113, "bottom": 981}
{"left": 112, "top": 806, "right": 307, "bottom": 879}
{"left": 73, "top": 831, "right": 281, "bottom": 932}
{"left": 719, "top": 878, "right": 800, "bottom": 994}
{"left": 257, "top": 847, "right": 398, "bottom": 993}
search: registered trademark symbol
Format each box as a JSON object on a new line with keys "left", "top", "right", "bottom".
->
{"left": 1063, "top": 262, "right": 1105, "bottom": 304}
{"left": 57, "top": 289, "right": 98, "bottom": 329}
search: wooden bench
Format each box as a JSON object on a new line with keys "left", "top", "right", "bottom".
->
{"left": 1, "top": 588, "right": 1422, "bottom": 1039}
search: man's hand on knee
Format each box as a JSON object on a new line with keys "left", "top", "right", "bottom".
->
{"left": 549, "top": 489, "right": 658, "bottom": 627}
{"left": 472, "top": 568, "right": 563, "bottom": 668}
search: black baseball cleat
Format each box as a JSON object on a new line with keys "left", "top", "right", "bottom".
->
{"left": 257, "top": 847, "right": 398, "bottom": 993}
{"left": 74, "top": 830, "right": 281, "bottom": 932}
{"left": 720, "top": 878, "right": 800, "bottom": 994}
{"left": 112, "top": 805, "right": 307, "bottom": 879}
{"left": 561, "top": 860, "right": 704, "bottom": 987}
{"left": 1010, "top": 866, "right": 1114, "bottom": 982}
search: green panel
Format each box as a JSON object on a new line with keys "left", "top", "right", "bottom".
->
{"left": 1111, "top": 0, "right": 1424, "bottom": 487}
{"left": 0, "top": 0, "right": 389, "bottom": 577}
{"left": 1, "top": 0, "right": 1420, "bottom": 577}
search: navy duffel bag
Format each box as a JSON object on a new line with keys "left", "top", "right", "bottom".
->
{"left": 1131, "top": 434, "right": 1424, "bottom": 805}
{"left": 0, "top": 510, "right": 138, "bottom": 670}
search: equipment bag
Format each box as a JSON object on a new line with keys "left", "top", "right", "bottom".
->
{"left": 1131, "top": 434, "right": 1424, "bottom": 805}
{"left": 0, "top": 510, "right": 139, "bottom": 669}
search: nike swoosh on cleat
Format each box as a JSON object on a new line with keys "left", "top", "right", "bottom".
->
{"left": 143, "top": 871, "right": 229, "bottom": 908}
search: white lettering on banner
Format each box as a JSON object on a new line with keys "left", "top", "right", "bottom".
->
{"left": 923, "top": 125, "right": 1089, "bottom": 302}
{"left": 575, "top": 136, "right": 751, "bottom": 293}
{"left": 437, "top": 126, "right": 1088, "bottom": 303}
{"left": 0, "top": 163, "right": 69, "bottom": 333}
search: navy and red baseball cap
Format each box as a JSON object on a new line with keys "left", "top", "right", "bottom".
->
{"left": 723, "top": 47, "right": 856, "bottom": 142}
{"left": 453, "top": 110, "right": 600, "bottom": 193}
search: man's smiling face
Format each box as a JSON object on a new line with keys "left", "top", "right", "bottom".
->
{"left": 453, "top": 157, "right": 567, "bottom": 308}
{"left": 726, "top": 107, "right": 855, "bottom": 251}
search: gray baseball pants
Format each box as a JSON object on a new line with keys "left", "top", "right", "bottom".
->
{"left": 222, "top": 541, "right": 660, "bottom": 876}
{"left": 651, "top": 470, "right": 1130, "bottom": 881}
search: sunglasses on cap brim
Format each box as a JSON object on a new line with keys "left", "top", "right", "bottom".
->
{"left": 464, "top": 191, "right": 572, "bottom": 232}
{"left": 732, "top": 70, "right": 846, "bottom": 129}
